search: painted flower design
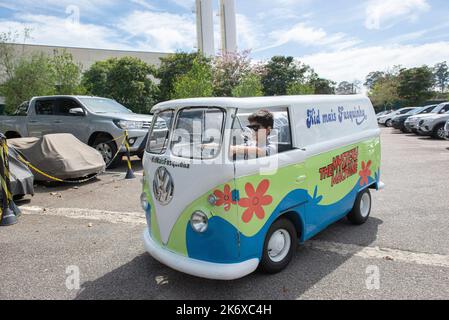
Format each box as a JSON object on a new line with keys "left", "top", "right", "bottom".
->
{"left": 214, "top": 184, "right": 236, "bottom": 211}
{"left": 238, "top": 179, "right": 273, "bottom": 223}
{"left": 359, "top": 160, "right": 372, "bottom": 186}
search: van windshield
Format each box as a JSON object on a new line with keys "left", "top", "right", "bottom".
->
{"left": 146, "top": 110, "right": 174, "bottom": 154}
{"left": 170, "top": 108, "right": 225, "bottom": 160}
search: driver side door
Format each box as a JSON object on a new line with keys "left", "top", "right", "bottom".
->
{"left": 53, "top": 98, "right": 90, "bottom": 143}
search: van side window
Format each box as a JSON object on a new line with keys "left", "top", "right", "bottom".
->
{"left": 231, "top": 107, "right": 293, "bottom": 158}
{"left": 171, "top": 107, "right": 225, "bottom": 160}
{"left": 35, "top": 100, "right": 56, "bottom": 115}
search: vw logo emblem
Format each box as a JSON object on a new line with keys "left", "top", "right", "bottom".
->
{"left": 153, "top": 167, "right": 174, "bottom": 206}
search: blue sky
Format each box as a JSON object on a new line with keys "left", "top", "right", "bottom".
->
{"left": 1, "top": 0, "right": 449, "bottom": 83}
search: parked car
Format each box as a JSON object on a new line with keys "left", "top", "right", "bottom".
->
{"left": 378, "top": 107, "right": 416, "bottom": 127}
{"left": 404, "top": 103, "right": 449, "bottom": 134}
{"left": 392, "top": 105, "right": 434, "bottom": 133}
{"left": 376, "top": 110, "right": 391, "bottom": 117}
{"left": 0, "top": 96, "right": 167, "bottom": 167}
{"left": 417, "top": 109, "right": 449, "bottom": 139}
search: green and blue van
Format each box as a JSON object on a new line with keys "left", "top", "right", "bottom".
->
{"left": 141, "top": 95, "right": 383, "bottom": 280}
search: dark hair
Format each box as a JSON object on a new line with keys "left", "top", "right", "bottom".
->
{"left": 248, "top": 110, "right": 274, "bottom": 129}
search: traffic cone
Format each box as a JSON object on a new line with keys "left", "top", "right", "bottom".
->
{"left": 124, "top": 131, "right": 135, "bottom": 180}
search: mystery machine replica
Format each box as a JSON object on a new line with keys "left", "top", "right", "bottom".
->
{"left": 141, "top": 96, "right": 383, "bottom": 280}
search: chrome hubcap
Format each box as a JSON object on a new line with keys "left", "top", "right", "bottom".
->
{"left": 96, "top": 143, "right": 113, "bottom": 163}
{"left": 360, "top": 192, "right": 371, "bottom": 218}
{"left": 437, "top": 128, "right": 445, "bottom": 139}
{"left": 267, "top": 229, "right": 291, "bottom": 263}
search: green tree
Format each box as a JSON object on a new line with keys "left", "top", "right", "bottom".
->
{"left": 261, "top": 56, "right": 310, "bottom": 96}
{"left": 172, "top": 58, "right": 213, "bottom": 99}
{"left": 82, "top": 60, "right": 113, "bottom": 97}
{"left": 433, "top": 61, "right": 449, "bottom": 93}
{"left": 82, "top": 57, "right": 159, "bottom": 113}
{"left": 397, "top": 66, "right": 434, "bottom": 105}
{"left": 309, "top": 77, "right": 336, "bottom": 94}
{"left": 336, "top": 81, "right": 353, "bottom": 95}
{"left": 212, "top": 51, "right": 252, "bottom": 97}
{"left": 364, "top": 71, "right": 386, "bottom": 90}
{"left": 1, "top": 53, "right": 55, "bottom": 113}
{"left": 232, "top": 73, "right": 263, "bottom": 97}
{"left": 286, "top": 82, "right": 315, "bottom": 95}
{"left": 52, "top": 49, "right": 84, "bottom": 95}
{"left": 157, "top": 52, "right": 207, "bottom": 102}
{"left": 369, "top": 78, "right": 401, "bottom": 109}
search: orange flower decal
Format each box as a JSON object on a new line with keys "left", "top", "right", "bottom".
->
{"left": 359, "top": 160, "right": 372, "bottom": 186}
{"left": 214, "top": 184, "right": 236, "bottom": 211}
{"left": 238, "top": 180, "right": 273, "bottom": 223}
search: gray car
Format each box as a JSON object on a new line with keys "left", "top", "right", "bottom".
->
{"left": 0, "top": 96, "right": 167, "bottom": 167}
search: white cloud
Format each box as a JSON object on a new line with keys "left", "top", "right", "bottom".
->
{"left": 256, "top": 23, "right": 360, "bottom": 52}
{"left": 300, "top": 42, "right": 449, "bottom": 84}
{"left": 117, "top": 10, "right": 196, "bottom": 52}
{"left": 0, "top": 14, "right": 126, "bottom": 50}
{"left": 365, "top": 0, "right": 430, "bottom": 30}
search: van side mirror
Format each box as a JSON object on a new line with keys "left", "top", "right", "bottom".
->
{"left": 69, "top": 108, "right": 85, "bottom": 116}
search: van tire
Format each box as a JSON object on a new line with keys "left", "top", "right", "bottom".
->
{"left": 92, "top": 136, "right": 122, "bottom": 169}
{"left": 259, "top": 218, "right": 297, "bottom": 274}
{"left": 347, "top": 189, "right": 372, "bottom": 225}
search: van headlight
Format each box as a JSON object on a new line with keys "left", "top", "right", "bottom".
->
{"left": 190, "top": 211, "right": 208, "bottom": 233}
{"left": 141, "top": 193, "right": 150, "bottom": 211}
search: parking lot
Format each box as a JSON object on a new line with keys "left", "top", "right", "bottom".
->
{"left": 0, "top": 127, "right": 448, "bottom": 300}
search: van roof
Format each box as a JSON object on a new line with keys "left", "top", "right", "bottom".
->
{"left": 153, "top": 95, "right": 372, "bottom": 112}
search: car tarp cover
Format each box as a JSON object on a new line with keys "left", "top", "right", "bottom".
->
{"left": 0, "top": 145, "right": 34, "bottom": 198}
{"left": 7, "top": 134, "right": 106, "bottom": 182}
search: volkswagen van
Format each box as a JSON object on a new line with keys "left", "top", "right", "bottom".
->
{"left": 141, "top": 95, "right": 383, "bottom": 280}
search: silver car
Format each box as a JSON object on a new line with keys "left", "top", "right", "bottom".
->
{"left": 0, "top": 96, "right": 167, "bottom": 167}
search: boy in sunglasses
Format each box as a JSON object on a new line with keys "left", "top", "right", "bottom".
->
{"left": 231, "top": 109, "right": 277, "bottom": 158}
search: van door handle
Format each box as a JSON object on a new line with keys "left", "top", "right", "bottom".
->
{"left": 53, "top": 120, "right": 62, "bottom": 123}
{"left": 296, "top": 175, "right": 307, "bottom": 184}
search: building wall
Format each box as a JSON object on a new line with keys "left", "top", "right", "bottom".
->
{"left": 0, "top": 44, "right": 170, "bottom": 112}
{"left": 9, "top": 43, "right": 170, "bottom": 71}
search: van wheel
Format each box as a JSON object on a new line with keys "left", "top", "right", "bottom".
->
{"left": 347, "top": 189, "right": 372, "bottom": 225}
{"left": 259, "top": 218, "right": 297, "bottom": 274}
{"left": 432, "top": 124, "right": 446, "bottom": 139}
{"left": 93, "top": 136, "right": 122, "bottom": 169}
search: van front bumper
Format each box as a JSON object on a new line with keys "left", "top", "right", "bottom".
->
{"left": 143, "top": 229, "right": 259, "bottom": 280}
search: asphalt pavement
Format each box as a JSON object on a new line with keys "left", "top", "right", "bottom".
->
{"left": 0, "top": 128, "right": 448, "bottom": 300}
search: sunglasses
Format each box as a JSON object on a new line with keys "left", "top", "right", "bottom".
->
{"left": 247, "top": 124, "right": 262, "bottom": 132}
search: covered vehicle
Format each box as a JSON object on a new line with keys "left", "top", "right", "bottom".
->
{"left": 0, "top": 145, "right": 34, "bottom": 200}
{"left": 7, "top": 134, "right": 106, "bottom": 182}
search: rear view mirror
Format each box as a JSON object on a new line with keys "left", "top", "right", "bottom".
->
{"left": 69, "top": 108, "right": 85, "bottom": 116}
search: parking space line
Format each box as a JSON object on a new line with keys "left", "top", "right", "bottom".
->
{"left": 306, "top": 240, "right": 449, "bottom": 268}
{"left": 20, "top": 206, "right": 449, "bottom": 269}
{"left": 21, "top": 206, "right": 145, "bottom": 225}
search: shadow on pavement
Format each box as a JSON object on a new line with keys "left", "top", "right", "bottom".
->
{"left": 75, "top": 217, "right": 382, "bottom": 300}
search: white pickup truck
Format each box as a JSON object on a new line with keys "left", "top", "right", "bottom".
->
{"left": 0, "top": 95, "right": 167, "bottom": 167}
